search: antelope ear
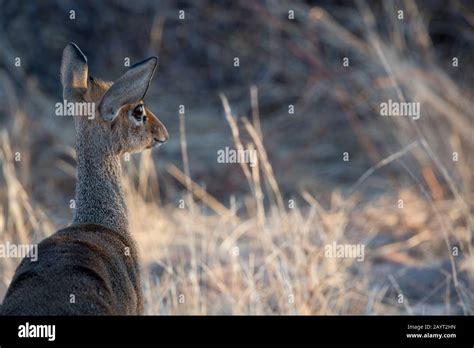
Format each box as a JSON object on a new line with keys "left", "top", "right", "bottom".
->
{"left": 60, "top": 42, "right": 88, "bottom": 100}
{"left": 99, "top": 57, "right": 158, "bottom": 122}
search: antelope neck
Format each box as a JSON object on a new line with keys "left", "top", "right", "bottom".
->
{"left": 72, "top": 131, "right": 129, "bottom": 235}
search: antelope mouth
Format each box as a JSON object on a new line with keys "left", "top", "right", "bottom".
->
{"left": 148, "top": 137, "right": 167, "bottom": 149}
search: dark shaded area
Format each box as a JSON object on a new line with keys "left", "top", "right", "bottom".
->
{"left": 0, "top": 0, "right": 472, "bottom": 205}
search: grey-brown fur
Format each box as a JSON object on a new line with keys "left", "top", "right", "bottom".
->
{"left": 0, "top": 43, "right": 168, "bottom": 315}
{"left": 1, "top": 224, "right": 142, "bottom": 315}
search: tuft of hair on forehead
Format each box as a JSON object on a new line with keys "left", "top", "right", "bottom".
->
{"left": 86, "top": 76, "right": 114, "bottom": 104}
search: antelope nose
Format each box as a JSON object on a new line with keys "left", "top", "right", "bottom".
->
{"left": 151, "top": 116, "right": 169, "bottom": 146}
{"left": 153, "top": 127, "right": 169, "bottom": 146}
{"left": 157, "top": 125, "right": 169, "bottom": 143}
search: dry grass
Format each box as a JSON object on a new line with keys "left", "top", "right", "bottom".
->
{"left": 0, "top": 0, "right": 473, "bottom": 315}
{"left": 0, "top": 94, "right": 472, "bottom": 314}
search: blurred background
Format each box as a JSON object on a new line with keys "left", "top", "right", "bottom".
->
{"left": 0, "top": 0, "right": 472, "bottom": 314}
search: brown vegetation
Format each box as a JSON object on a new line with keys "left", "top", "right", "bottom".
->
{"left": 0, "top": 0, "right": 472, "bottom": 314}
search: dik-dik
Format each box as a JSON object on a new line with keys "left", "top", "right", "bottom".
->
{"left": 0, "top": 43, "right": 168, "bottom": 315}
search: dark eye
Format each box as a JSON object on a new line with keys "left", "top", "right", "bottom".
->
{"left": 132, "top": 104, "right": 144, "bottom": 120}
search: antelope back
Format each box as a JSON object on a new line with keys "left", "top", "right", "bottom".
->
{"left": 0, "top": 224, "right": 143, "bottom": 315}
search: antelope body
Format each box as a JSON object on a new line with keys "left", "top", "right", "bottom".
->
{"left": 0, "top": 43, "right": 168, "bottom": 315}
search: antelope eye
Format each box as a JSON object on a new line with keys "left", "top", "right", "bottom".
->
{"left": 133, "top": 104, "right": 144, "bottom": 119}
